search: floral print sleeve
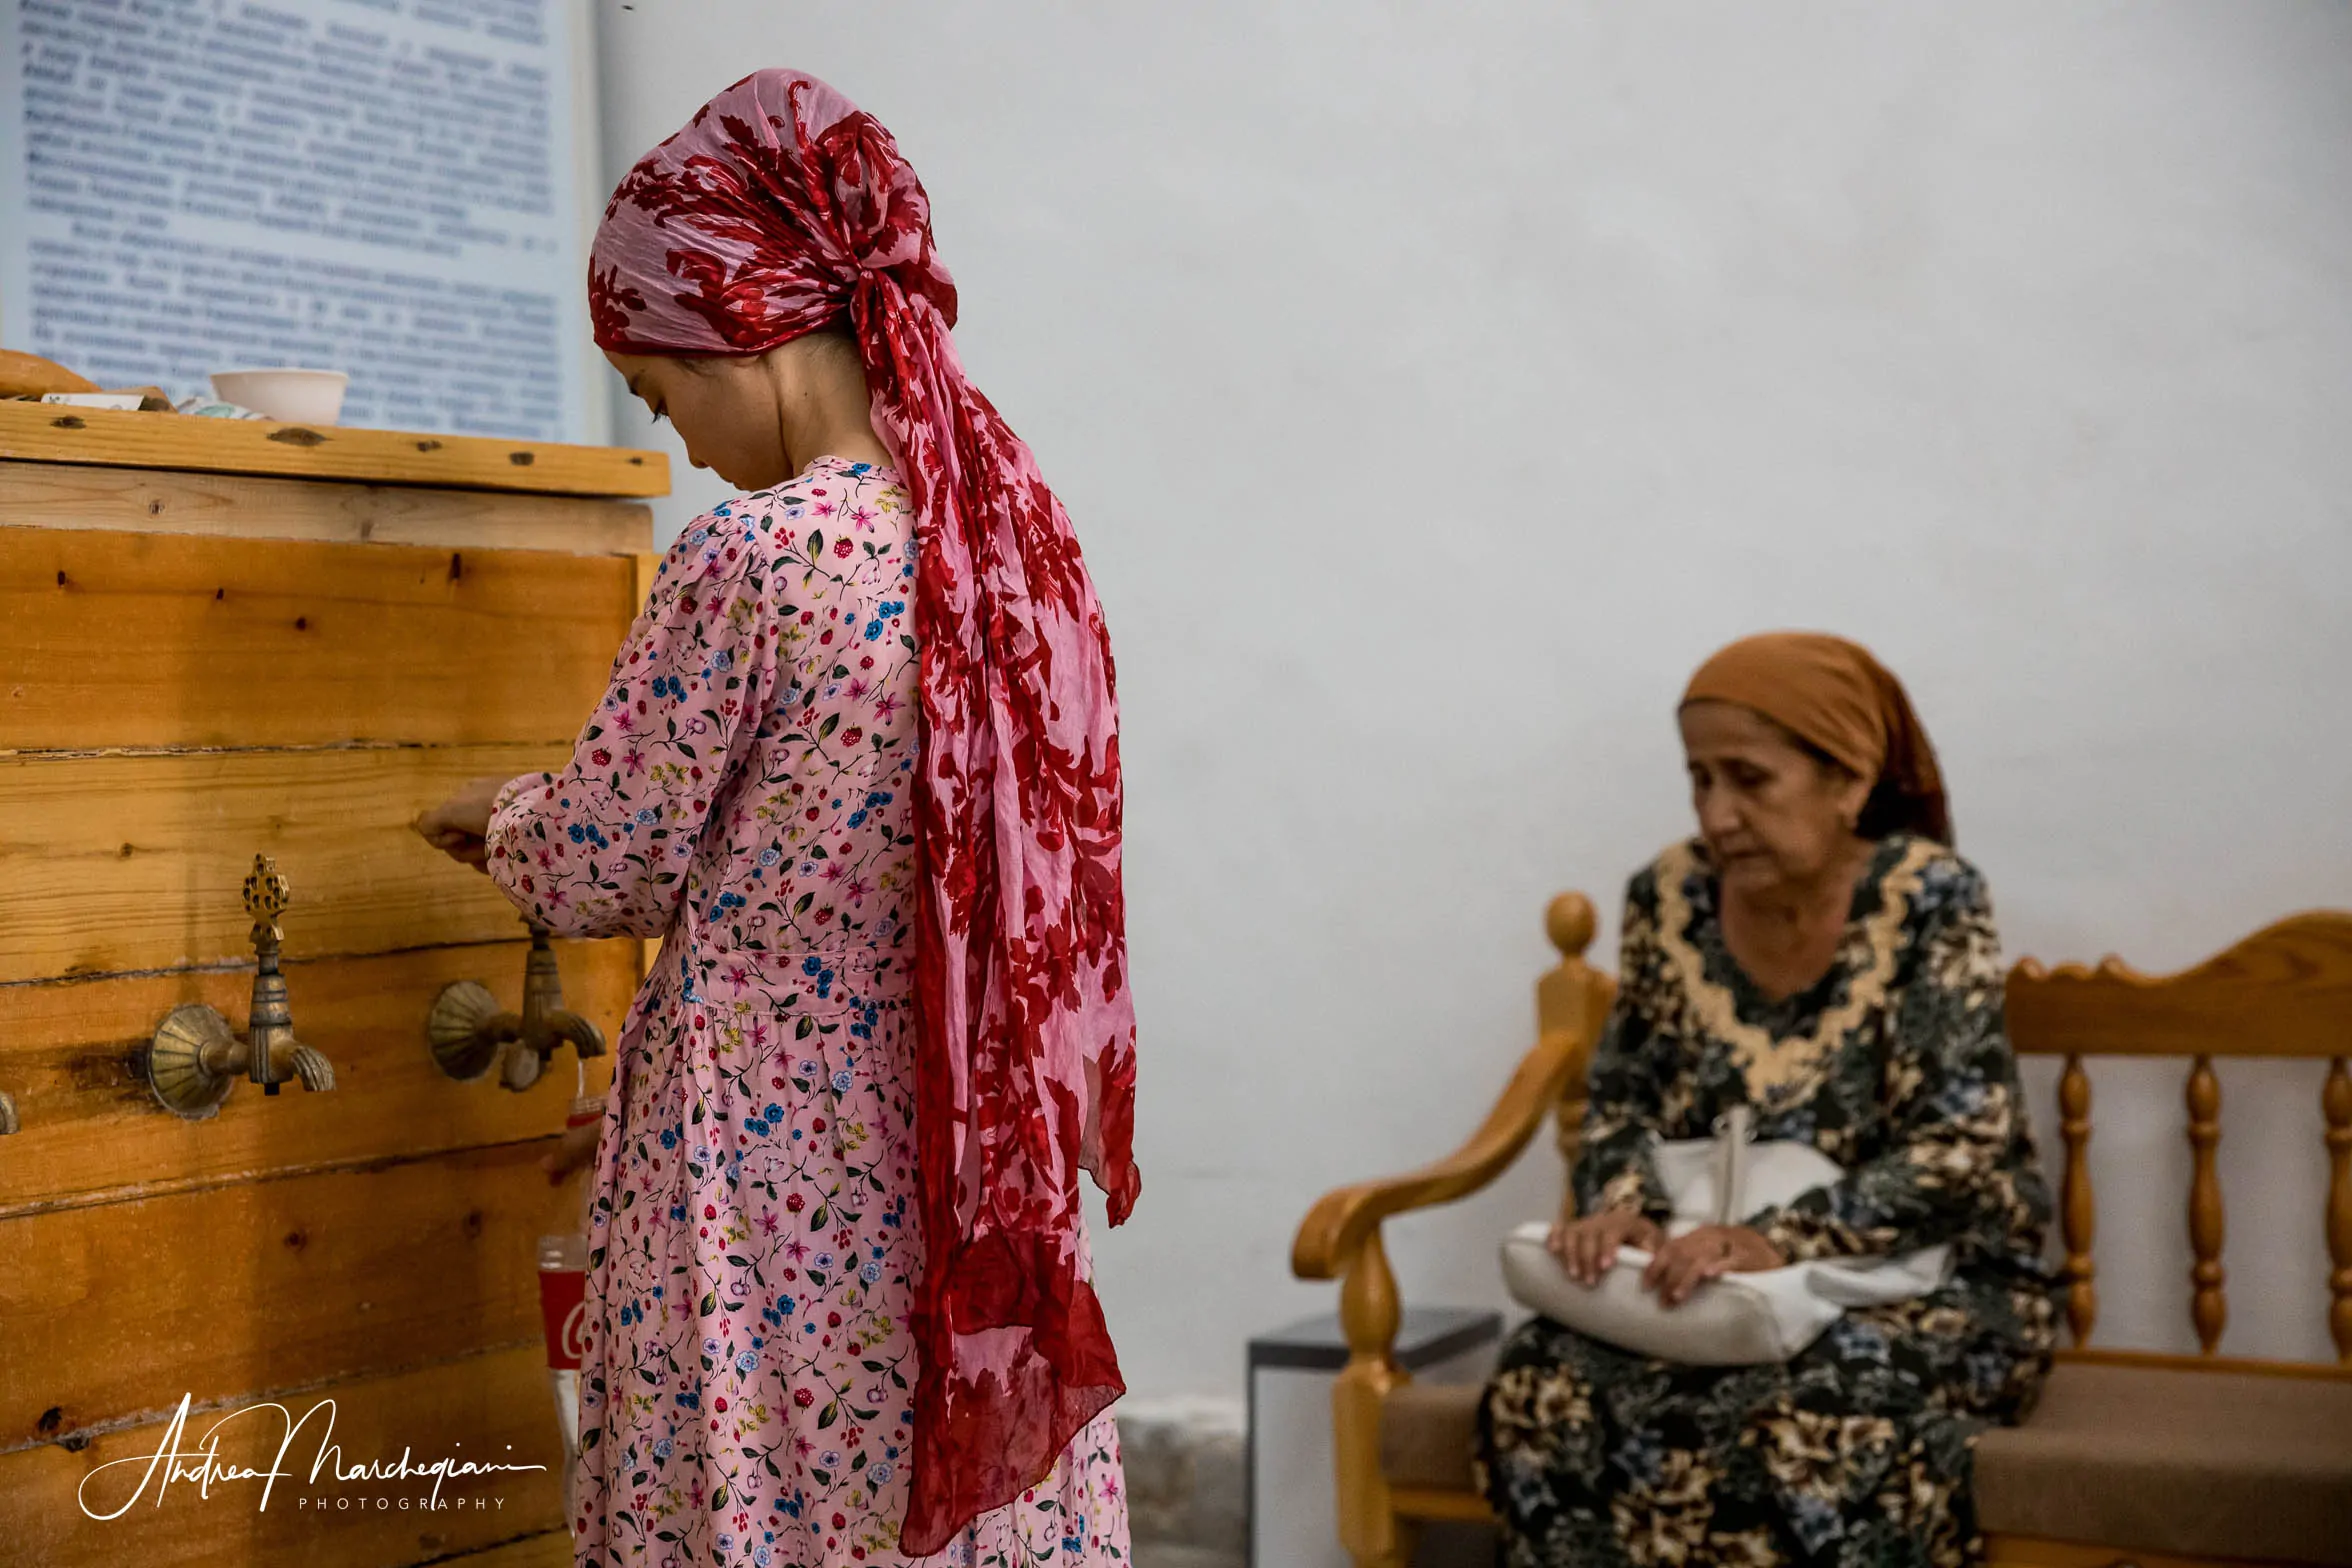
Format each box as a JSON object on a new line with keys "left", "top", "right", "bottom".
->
{"left": 1570, "top": 873, "right": 1677, "bottom": 1224}
{"left": 1747, "top": 860, "right": 2052, "bottom": 1266}
{"left": 485, "top": 509, "right": 780, "bottom": 939}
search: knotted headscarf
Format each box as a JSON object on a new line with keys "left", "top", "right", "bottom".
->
{"left": 1680, "top": 631, "right": 1953, "bottom": 844}
{"left": 589, "top": 70, "right": 1139, "bottom": 1552}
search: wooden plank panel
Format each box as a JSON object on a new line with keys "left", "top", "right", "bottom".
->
{"left": 2053, "top": 1346, "right": 2352, "bottom": 1382}
{"left": 2009, "top": 912, "right": 2352, "bottom": 1059}
{"left": 0, "top": 1143, "right": 574, "bottom": 1446}
{"left": 0, "top": 527, "right": 633, "bottom": 751}
{"left": 0, "top": 461, "right": 654, "bottom": 555}
{"left": 0, "top": 744, "right": 573, "bottom": 982}
{"left": 0, "top": 400, "right": 668, "bottom": 498}
{"left": 1983, "top": 1535, "right": 2284, "bottom": 1568}
{"left": 0, "top": 1344, "right": 566, "bottom": 1567}
{"left": 0, "top": 940, "right": 632, "bottom": 1212}
{"left": 436, "top": 1532, "right": 580, "bottom": 1568}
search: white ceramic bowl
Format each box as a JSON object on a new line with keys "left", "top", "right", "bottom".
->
{"left": 208, "top": 368, "right": 349, "bottom": 425}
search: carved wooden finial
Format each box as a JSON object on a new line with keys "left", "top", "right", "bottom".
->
{"left": 1545, "top": 892, "right": 1596, "bottom": 958}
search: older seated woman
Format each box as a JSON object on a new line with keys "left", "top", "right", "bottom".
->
{"left": 1475, "top": 632, "right": 2060, "bottom": 1568}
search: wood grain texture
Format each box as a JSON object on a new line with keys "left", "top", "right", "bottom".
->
{"left": 0, "top": 939, "right": 631, "bottom": 1212}
{"left": 2058, "top": 1054, "right": 2097, "bottom": 1346}
{"left": 1386, "top": 1488, "right": 1494, "bottom": 1524}
{"left": 2052, "top": 1346, "right": 2352, "bottom": 1382}
{"left": 0, "top": 400, "right": 668, "bottom": 497}
{"left": 0, "top": 461, "right": 653, "bottom": 554}
{"left": 0, "top": 1343, "right": 565, "bottom": 1567}
{"left": 0, "top": 350, "right": 99, "bottom": 397}
{"left": 434, "top": 1531, "right": 580, "bottom": 1568}
{"left": 0, "top": 743, "right": 568, "bottom": 982}
{"left": 0, "top": 1142, "right": 586, "bottom": 1448}
{"left": 1982, "top": 1535, "right": 2287, "bottom": 1568}
{"left": 2008, "top": 913, "right": 2352, "bottom": 1059}
{"left": 0, "top": 527, "right": 632, "bottom": 751}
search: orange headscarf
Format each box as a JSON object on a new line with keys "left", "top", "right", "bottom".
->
{"left": 1680, "top": 631, "right": 1953, "bottom": 844}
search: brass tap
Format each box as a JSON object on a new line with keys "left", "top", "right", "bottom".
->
{"left": 146, "top": 855, "right": 336, "bottom": 1119}
{"left": 427, "top": 920, "right": 605, "bottom": 1092}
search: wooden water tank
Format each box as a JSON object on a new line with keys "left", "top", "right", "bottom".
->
{"left": 0, "top": 401, "right": 666, "bottom": 1567}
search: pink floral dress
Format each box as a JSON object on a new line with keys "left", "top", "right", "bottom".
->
{"left": 485, "top": 455, "right": 1131, "bottom": 1568}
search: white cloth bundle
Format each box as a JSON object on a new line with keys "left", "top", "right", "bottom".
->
{"left": 1500, "top": 1106, "right": 1952, "bottom": 1365}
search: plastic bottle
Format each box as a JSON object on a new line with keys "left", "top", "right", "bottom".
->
{"left": 536, "top": 1061, "right": 603, "bottom": 1535}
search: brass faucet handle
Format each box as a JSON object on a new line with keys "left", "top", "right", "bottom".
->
{"left": 280, "top": 1039, "right": 336, "bottom": 1092}
{"left": 546, "top": 1009, "right": 607, "bottom": 1060}
{"left": 242, "top": 854, "right": 291, "bottom": 942}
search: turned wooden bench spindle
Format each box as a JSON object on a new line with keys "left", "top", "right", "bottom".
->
{"left": 2048, "top": 952, "right": 2352, "bottom": 1364}
{"left": 2057, "top": 1053, "right": 2097, "bottom": 1346}
{"left": 2185, "top": 1053, "right": 2227, "bottom": 1354}
{"left": 2329, "top": 1055, "right": 2352, "bottom": 1365}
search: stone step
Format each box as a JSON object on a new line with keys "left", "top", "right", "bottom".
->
{"left": 1117, "top": 1402, "right": 1247, "bottom": 1557}
{"left": 1131, "top": 1545, "right": 1247, "bottom": 1568}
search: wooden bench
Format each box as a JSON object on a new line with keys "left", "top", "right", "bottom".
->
{"left": 1292, "top": 892, "right": 2352, "bottom": 1568}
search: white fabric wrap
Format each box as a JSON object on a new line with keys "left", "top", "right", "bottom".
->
{"left": 1500, "top": 1109, "right": 1953, "bottom": 1365}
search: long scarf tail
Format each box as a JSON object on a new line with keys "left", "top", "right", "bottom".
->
{"left": 855, "top": 278, "right": 1140, "bottom": 1555}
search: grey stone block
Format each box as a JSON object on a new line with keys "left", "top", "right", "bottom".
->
{"left": 1117, "top": 1404, "right": 1247, "bottom": 1556}
{"left": 1131, "top": 1544, "right": 1247, "bottom": 1568}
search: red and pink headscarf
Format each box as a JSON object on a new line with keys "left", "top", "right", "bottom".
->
{"left": 589, "top": 70, "right": 1140, "bottom": 1553}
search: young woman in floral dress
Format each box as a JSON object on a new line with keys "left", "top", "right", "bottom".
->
{"left": 420, "top": 69, "right": 1140, "bottom": 1568}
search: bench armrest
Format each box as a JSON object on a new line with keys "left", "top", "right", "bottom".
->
{"left": 1287, "top": 891, "right": 1609, "bottom": 1565}
{"left": 1290, "top": 1024, "right": 1593, "bottom": 1280}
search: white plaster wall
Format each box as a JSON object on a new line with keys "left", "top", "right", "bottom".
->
{"left": 593, "top": 0, "right": 2352, "bottom": 1401}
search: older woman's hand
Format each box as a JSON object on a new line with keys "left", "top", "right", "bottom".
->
{"left": 1641, "top": 1224, "right": 1784, "bottom": 1307}
{"left": 1549, "top": 1205, "right": 1665, "bottom": 1287}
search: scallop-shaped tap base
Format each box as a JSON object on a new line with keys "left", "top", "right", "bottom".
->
{"left": 148, "top": 1004, "right": 239, "bottom": 1120}
{"left": 427, "top": 981, "right": 507, "bottom": 1081}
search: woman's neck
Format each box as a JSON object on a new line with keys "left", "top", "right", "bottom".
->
{"left": 1724, "top": 839, "right": 1871, "bottom": 951}
{"left": 784, "top": 407, "right": 894, "bottom": 475}
{"left": 770, "top": 349, "right": 894, "bottom": 475}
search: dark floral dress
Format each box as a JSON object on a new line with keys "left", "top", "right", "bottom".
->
{"left": 1475, "top": 834, "right": 2060, "bottom": 1568}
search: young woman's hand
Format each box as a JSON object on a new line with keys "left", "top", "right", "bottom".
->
{"left": 414, "top": 777, "right": 509, "bottom": 871}
{"left": 539, "top": 1118, "right": 599, "bottom": 1184}
{"left": 1548, "top": 1204, "right": 1666, "bottom": 1286}
{"left": 1641, "top": 1224, "right": 1785, "bottom": 1307}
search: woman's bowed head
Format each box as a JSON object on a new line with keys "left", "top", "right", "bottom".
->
{"left": 607, "top": 324, "right": 892, "bottom": 490}
{"left": 1548, "top": 631, "right": 1952, "bottom": 1306}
